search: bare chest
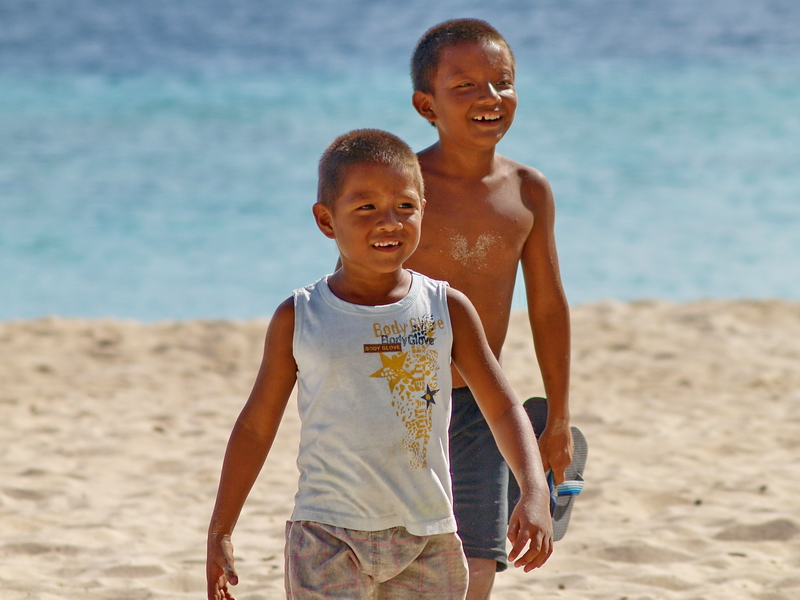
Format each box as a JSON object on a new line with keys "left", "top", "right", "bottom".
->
{"left": 414, "top": 187, "right": 532, "bottom": 268}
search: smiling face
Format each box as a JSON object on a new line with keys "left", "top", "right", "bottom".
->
{"left": 413, "top": 40, "right": 518, "bottom": 150}
{"left": 314, "top": 162, "right": 425, "bottom": 277}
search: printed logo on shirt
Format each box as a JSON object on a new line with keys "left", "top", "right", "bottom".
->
{"left": 368, "top": 314, "right": 445, "bottom": 468}
{"left": 363, "top": 343, "right": 402, "bottom": 353}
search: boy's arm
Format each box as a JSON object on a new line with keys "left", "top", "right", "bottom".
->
{"left": 520, "top": 170, "right": 573, "bottom": 484}
{"left": 447, "top": 288, "right": 554, "bottom": 571}
{"left": 206, "top": 298, "right": 297, "bottom": 600}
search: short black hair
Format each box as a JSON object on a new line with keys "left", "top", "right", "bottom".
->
{"left": 411, "top": 19, "right": 515, "bottom": 94}
{"left": 317, "top": 129, "right": 423, "bottom": 207}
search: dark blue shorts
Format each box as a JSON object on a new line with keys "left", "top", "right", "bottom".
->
{"left": 449, "top": 388, "right": 547, "bottom": 571}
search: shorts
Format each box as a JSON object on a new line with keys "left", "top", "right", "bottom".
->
{"left": 449, "top": 388, "right": 547, "bottom": 571}
{"left": 284, "top": 521, "right": 468, "bottom": 599}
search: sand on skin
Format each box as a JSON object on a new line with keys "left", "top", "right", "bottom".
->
{"left": 1, "top": 300, "right": 799, "bottom": 600}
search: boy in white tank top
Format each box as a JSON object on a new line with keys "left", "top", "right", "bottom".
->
{"left": 206, "top": 129, "right": 553, "bottom": 600}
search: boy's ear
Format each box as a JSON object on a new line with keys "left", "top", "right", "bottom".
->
{"left": 312, "top": 202, "right": 336, "bottom": 239}
{"left": 412, "top": 91, "right": 437, "bottom": 123}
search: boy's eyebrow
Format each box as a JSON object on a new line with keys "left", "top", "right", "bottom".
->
{"left": 442, "top": 64, "right": 514, "bottom": 78}
{"left": 345, "top": 189, "right": 377, "bottom": 199}
{"left": 344, "top": 188, "right": 413, "bottom": 197}
{"left": 343, "top": 189, "right": 421, "bottom": 203}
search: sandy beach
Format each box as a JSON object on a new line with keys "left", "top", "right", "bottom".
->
{"left": 2, "top": 299, "right": 799, "bottom": 600}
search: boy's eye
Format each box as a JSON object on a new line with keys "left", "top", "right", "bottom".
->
{"left": 357, "top": 203, "right": 375, "bottom": 210}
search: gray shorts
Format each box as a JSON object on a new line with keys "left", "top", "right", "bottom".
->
{"left": 449, "top": 389, "right": 547, "bottom": 571}
{"left": 285, "top": 521, "right": 468, "bottom": 599}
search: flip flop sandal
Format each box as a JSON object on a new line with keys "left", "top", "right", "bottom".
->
{"left": 522, "top": 397, "right": 588, "bottom": 541}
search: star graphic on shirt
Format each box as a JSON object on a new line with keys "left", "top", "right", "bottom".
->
{"left": 421, "top": 384, "right": 438, "bottom": 409}
{"left": 370, "top": 352, "right": 412, "bottom": 392}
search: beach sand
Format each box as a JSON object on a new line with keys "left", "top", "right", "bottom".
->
{"left": 2, "top": 300, "right": 799, "bottom": 599}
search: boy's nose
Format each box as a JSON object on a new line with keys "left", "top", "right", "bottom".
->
{"left": 377, "top": 209, "right": 403, "bottom": 230}
{"left": 478, "top": 82, "right": 501, "bottom": 102}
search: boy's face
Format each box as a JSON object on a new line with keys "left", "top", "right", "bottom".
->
{"left": 313, "top": 163, "right": 425, "bottom": 276}
{"left": 413, "top": 40, "right": 517, "bottom": 150}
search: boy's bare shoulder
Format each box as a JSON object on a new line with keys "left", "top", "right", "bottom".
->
{"left": 497, "top": 154, "right": 553, "bottom": 206}
{"left": 273, "top": 296, "right": 295, "bottom": 319}
{"left": 266, "top": 296, "right": 295, "bottom": 341}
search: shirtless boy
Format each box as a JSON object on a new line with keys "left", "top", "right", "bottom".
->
{"left": 406, "top": 19, "right": 574, "bottom": 599}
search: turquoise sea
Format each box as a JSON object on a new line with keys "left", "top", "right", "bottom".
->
{"left": 1, "top": 0, "right": 799, "bottom": 320}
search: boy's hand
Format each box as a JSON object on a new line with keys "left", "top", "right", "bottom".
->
{"left": 538, "top": 421, "right": 573, "bottom": 485}
{"left": 507, "top": 493, "right": 554, "bottom": 571}
{"left": 207, "top": 533, "right": 238, "bottom": 600}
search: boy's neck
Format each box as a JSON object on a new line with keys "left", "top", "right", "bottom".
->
{"left": 421, "top": 140, "right": 499, "bottom": 179}
{"left": 327, "top": 267, "right": 413, "bottom": 306}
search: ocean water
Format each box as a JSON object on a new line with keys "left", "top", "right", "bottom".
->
{"left": 1, "top": 0, "right": 799, "bottom": 320}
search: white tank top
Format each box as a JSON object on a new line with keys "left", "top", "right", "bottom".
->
{"left": 290, "top": 272, "right": 456, "bottom": 536}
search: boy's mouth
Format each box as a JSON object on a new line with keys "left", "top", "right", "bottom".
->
{"left": 474, "top": 114, "right": 501, "bottom": 122}
{"left": 373, "top": 240, "right": 401, "bottom": 248}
